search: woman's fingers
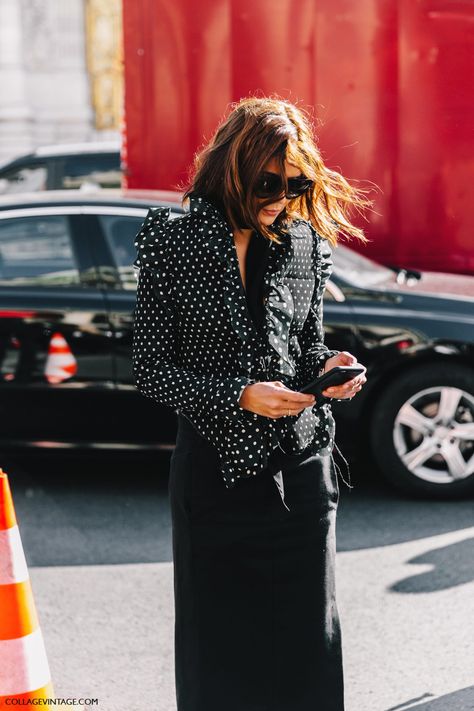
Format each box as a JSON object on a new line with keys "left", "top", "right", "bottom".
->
{"left": 323, "top": 373, "right": 367, "bottom": 399}
{"left": 270, "top": 382, "right": 315, "bottom": 405}
{"left": 240, "top": 381, "right": 316, "bottom": 418}
{"left": 265, "top": 383, "right": 316, "bottom": 418}
{"left": 339, "top": 352, "right": 358, "bottom": 365}
{"left": 241, "top": 374, "right": 371, "bottom": 416}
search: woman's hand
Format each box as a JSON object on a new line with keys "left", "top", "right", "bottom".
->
{"left": 320, "top": 351, "right": 367, "bottom": 400}
{"left": 239, "top": 350, "right": 367, "bottom": 417}
{"left": 239, "top": 381, "right": 316, "bottom": 419}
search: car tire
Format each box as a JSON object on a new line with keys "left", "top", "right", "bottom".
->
{"left": 370, "top": 363, "right": 474, "bottom": 499}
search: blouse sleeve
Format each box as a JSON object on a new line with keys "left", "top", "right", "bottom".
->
{"left": 293, "top": 230, "right": 341, "bottom": 394}
{"left": 132, "top": 208, "right": 254, "bottom": 421}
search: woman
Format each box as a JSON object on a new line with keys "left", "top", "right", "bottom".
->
{"left": 132, "top": 97, "right": 371, "bottom": 711}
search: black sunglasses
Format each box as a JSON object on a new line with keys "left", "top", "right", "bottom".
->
{"left": 254, "top": 171, "right": 314, "bottom": 200}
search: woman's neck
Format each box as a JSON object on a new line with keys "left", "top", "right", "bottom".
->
{"left": 233, "top": 227, "right": 253, "bottom": 246}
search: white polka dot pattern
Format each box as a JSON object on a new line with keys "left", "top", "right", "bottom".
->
{"left": 132, "top": 196, "right": 341, "bottom": 488}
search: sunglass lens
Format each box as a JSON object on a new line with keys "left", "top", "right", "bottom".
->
{"left": 254, "top": 173, "right": 314, "bottom": 199}
{"left": 286, "top": 177, "right": 313, "bottom": 198}
{"left": 254, "top": 173, "right": 282, "bottom": 198}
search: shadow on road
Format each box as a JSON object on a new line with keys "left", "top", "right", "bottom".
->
{"left": 390, "top": 538, "right": 474, "bottom": 593}
{"left": 385, "top": 685, "right": 474, "bottom": 709}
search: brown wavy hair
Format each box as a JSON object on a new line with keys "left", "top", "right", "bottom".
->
{"left": 183, "top": 96, "right": 374, "bottom": 246}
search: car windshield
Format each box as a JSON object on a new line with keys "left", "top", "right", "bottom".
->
{"left": 332, "top": 245, "right": 395, "bottom": 287}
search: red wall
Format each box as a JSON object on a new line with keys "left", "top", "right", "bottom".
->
{"left": 122, "top": 0, "right": 474, "bottom": 275}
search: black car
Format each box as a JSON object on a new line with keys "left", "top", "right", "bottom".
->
{"left": 0, "top": 190, "right": 473, "bottom": 499}
{"left": 0, "top": 142, "right": 122, "bottom": 194}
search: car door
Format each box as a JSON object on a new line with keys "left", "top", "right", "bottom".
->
{"left": 0, "top": 207, "right": 115, "bottom": 446}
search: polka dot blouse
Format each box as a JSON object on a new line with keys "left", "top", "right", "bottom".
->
{"left": 132, "top": 195, "right": 341, "bottom": 489}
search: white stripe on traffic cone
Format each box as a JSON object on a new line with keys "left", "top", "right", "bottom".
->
{"left": 0, "top": 468, "right": 55, "bottom": 707}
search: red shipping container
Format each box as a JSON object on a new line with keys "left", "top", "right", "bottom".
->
{"left": 122, "top": 0, "right": 474, "bottom": 275}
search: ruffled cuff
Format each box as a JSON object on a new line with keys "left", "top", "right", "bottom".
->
{"left": 314, "top": 349, "right": 341, "bottom": 374}
{"left": 217, "top": 376, "right": 257, "bottom": 421}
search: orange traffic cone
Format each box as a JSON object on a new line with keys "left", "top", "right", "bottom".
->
{"left": 44, "top": 332, "right": 77, "bottom": 384}
{"left": 0, "top": 468, "right": 55, "bottom": 707}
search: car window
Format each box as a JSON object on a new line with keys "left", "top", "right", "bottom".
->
{"left": 99, "top": 213, "right": 181, "bottom": 290}
{"left": 0, "top": 164, "right": 48, "bottom": 194}
{"left": 61, "top": 154, "right": 121, "bottom": 190}
{"left": 0, "top": 215, "right": 80, "bottom": 286}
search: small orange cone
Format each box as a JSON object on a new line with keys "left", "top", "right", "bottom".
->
{"left": 44, "top": 332, "right": 77, "bottom": 384}
{"left": 0, "top": 468, "right": 55, "bottom": 707}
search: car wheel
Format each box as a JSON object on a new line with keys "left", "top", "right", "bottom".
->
{"left": 370, "top": 363, "right": 474, "bottom": 498}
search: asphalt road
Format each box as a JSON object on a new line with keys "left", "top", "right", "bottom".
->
{"left": 1, "top": 450, "right": 473, "bottom": 711}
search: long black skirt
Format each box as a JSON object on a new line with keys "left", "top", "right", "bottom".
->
{"left": 168, "top": 414, "right": 345, "bottom": 711}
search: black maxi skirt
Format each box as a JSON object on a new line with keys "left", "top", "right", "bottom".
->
{"left": 168, "top": 413, "right": 345, "bottom": 711}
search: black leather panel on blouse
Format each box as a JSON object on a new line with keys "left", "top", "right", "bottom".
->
{"left": 244, "top": 230, "right": 270, "bottom": 334}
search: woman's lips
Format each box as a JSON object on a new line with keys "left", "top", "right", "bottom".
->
{"left": 262, "top": 208, "right": 280, "bottom": 216}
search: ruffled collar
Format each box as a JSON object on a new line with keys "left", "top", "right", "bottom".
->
{"left": 188, "top": 195, "right": 297, "bottom": 380}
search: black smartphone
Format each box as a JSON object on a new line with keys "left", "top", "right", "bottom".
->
{"left": 300, "top": 365, "right": 365, "bottom": 397}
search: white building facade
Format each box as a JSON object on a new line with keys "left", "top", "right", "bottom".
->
{"left": 0, "top": 0, "right": 122, "bottom": 164}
